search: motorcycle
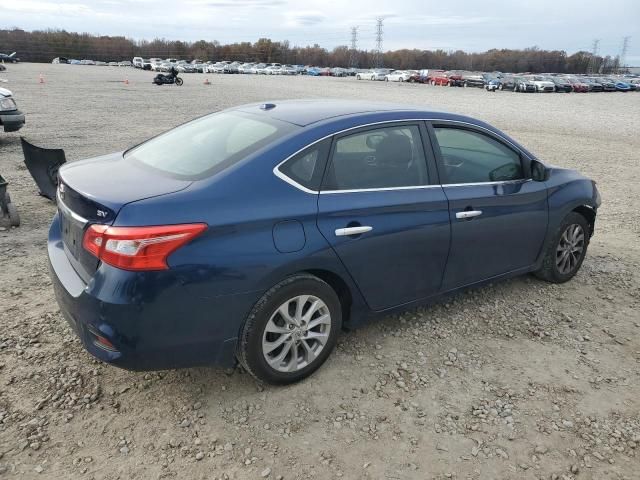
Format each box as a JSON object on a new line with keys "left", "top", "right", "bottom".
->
{"left": 153, "top": 72, "right": 183, "bottom": 86}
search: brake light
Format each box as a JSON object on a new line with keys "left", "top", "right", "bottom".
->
{"left": 82, "top": 224, "right": 207, "bottom": 271}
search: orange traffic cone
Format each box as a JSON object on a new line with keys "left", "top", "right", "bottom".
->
{"left": 204, "top": 78, "right": 211, "bottom": 85}
{"left": 39, "top": 73, "right": 45, "bottom": 84}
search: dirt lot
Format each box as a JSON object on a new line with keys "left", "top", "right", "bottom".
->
{"left": 0, "top": 64, "right": 639, "bottom": 480}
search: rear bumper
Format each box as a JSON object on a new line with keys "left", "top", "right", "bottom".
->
{"left": 47, "top": 213, "right": 259, "bottom": 370}
{"left": 0, "top": 111, "right": 25, "bottom": 132}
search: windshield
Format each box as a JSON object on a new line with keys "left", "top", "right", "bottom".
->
{"left": 125, "top": 111, "right": 297, "bottom": 179}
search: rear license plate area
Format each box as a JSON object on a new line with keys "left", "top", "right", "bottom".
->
{"left": 60, "top": 209, "right": 84, "bottom": 259}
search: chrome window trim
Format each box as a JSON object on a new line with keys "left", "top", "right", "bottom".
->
{"left": 272, "top": 118, "right": 532, "bottom": 195}
{"left": 443, "top": 178, "right": 532, "bottom": 188}
{"left": 321, "top": 185, "right": 442, "bottom": 195}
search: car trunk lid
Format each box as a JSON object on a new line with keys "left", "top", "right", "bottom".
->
{"left": 57, "top": 152, "right": 192, "bottom": 281}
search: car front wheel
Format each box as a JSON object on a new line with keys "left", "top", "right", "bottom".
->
{"left": 534, "top": 212, "right": 590, "bottom": 283}
{"left": 238, "top": 274, "right": 342, "bottom": 384}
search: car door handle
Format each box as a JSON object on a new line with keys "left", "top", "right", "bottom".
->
{"left": 456, "top": 210, "right": 483, "bottom": 219}
{"left": 335, "top": 226, "right": 373, "bottom": 236}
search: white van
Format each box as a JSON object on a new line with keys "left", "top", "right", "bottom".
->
{"left": 132, "top": 57, "right": 144, "bottom": 68}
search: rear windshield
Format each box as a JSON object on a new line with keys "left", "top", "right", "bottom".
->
{"left": 125, "top": 111, "right": 297, "bottom": 179}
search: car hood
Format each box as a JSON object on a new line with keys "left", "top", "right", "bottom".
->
{"left": 0, "top": 87, "right": 13, "bottom": 98}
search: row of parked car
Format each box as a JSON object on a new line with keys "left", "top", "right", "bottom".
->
{"left": 52, "top": 57, "right": 133, "bottom": 67}
{"left": 137, "top": 58, "right": 358, "bottom": 76}
{"left": 356, "top": 68, "right": 640, "bottom": 92}
{"left": 51, "top": 56, "right": 640, "bottom": 91}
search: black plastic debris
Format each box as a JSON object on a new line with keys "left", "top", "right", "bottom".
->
{"left": 0, "top": 174, "right": 20, "bottom": 227}
{"left": 20, "top": 137, "right": 66, "bottom": 201}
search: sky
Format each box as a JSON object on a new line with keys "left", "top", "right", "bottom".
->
{"left": 1, "top": 0, "right": 639, "bottom": 64}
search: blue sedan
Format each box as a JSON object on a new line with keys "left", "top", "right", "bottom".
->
{"left": 48, "top": 100, "right": 601, "bottom": 384}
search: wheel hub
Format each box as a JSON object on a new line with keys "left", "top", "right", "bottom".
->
{"left": 261, "top": 295, "right": 332, "bottom": 373}
{"left": 556, "top": 223, "right": 585, "bottom": 275}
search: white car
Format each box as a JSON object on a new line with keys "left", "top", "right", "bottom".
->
{"left": 529, "top": 76, "right": 555, "bottom": 92}
{"left": 281, "top": 65, "right": 297, "bottom": 75}
{"left": 207, "top": 63, "right": 226, "bottom": 74}
{"left": 238, "top": 63, "right": 254, "bottom": 74}
{"left": 264, "top": 65, "right": 282, "bottom": 75}
{"left": 249, "top": 63, "right": 267, "bottom": 74}
{"left": 356, "top": 70, "right": 388, "bottom": 81}
{"left": 384, "top": 70, "right": 413, "bottom": 82}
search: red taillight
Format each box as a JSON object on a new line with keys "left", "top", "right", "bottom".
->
{"left": 82, "top": 223, "right": 207, "bottom": 271}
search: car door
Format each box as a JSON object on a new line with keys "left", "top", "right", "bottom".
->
{"left": 427, "top": 122, "right": 548, "bottom": 290}
{"left": 316, "top": 122, "right": 450, "bottom": 311}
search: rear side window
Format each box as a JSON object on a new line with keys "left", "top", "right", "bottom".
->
{"left": 278, "top": 139, "right": 331, "bottom": 191}
{"left": 126, "top": 111, "right": 297, "bottom": 179}
{"left": 433, "top": 127, "right": 523, "bottom": 184}
{"left": 323, "top": 125, "right": 429, "bottom": 191}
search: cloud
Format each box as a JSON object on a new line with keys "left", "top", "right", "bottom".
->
{"left": 189, "top": 0, "right": 285, "bottom": 7}
{"left": 285, "top": 11, "right": 326, "bottom": 27}
{"left": 0, "top": 0, "right": 93, "bottom": 14}
{"left": 392, "top": 14, "right": 496, "bottom": 26}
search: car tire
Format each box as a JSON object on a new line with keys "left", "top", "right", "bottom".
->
{"left": 534, "top": 212, "right": 590, "bottom": 284}
{"left": 499, "top": 84, "right": 504, "bottom": 90}
{"left": 237, "top": 274, "right": 342, "bottom": 385}
{"left": 356, "top": 75, "right": 361, "bottom": 80}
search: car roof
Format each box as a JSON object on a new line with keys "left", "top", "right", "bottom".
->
{"left": 234, "top": 99, "right": 431, "bottom": 127}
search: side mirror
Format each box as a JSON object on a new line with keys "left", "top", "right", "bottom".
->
{"left": 531, "top": 160, "right": 549, "bottom": 182}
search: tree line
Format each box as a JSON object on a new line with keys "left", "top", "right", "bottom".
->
{"left": 0, "top": 28, "right": 623, "bottom": 74}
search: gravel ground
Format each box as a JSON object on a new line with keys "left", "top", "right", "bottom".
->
{"left": 0, "top": 64, "right": 639, "bottom": 480}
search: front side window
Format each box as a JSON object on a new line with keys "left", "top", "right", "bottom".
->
{"left": 126, "top": 111, "right": 297, "bottom": 179}
{"left": 323, "top": 125, "right": 428, "bottom": 191}
{"left": 433, "top": 127, "right": 523, "bottom": 184}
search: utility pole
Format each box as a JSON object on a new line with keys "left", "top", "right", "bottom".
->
{"left": 618, "top": 36, "right": 630, "bottom": 73}
{"left": 349, "top": 26, "right": 358, "bottom": 68}
{"left": 587, "top": 39, "right": 600, "bottom": 74}
{"left": 374, "top": 17, "right": 384, "bottom": 68}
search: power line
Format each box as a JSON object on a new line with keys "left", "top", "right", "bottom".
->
{"left": 374, "top": 17, "right": 383, "bottom": 68}
{"left": 349, "top": 26, "right": 358, "bottom": 68}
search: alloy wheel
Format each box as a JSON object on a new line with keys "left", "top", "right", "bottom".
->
{"left": 262, "top": 295, "right": 331, "bottom": 373}
{"left": 556, "top": 224, "right": 585, "bottom": 274}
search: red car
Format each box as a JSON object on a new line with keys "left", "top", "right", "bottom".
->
{"left": 427, "top": 70, "right": 448, "bottom": 85}
{"left": 565, "top": 77, "right": 589, "bottom": 93}
{"left": 428, "top": 70, "right": 464, "bottom": 86}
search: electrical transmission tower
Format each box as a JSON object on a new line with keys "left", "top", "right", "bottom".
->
{"left": 374, "top": 17, "right": 384, "bottom": 68}
{"left": 587, "top": 39, "right": 600, "bottom": 74}
{"left": 618, "top": 36, "right": 630, "bottom": 73}
{"left": 349, "top": 26, "right": 358, "bottom": 68}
